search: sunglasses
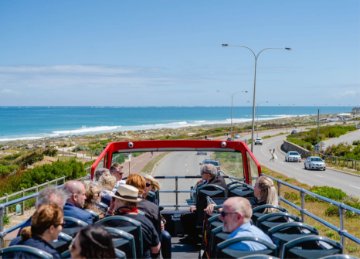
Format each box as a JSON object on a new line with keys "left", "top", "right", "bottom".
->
{"left": 220, "top": 211, "right": 238, "bottom": 217}
{"left": 54, "top": 222, "right": 66, "bottom": 227}
{"left": 146, "top": 183, "right": 151, "bottom": 187}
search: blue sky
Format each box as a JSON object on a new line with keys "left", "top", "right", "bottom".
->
{"left": 0, "top": 0, "right": 359, "bottom": 106}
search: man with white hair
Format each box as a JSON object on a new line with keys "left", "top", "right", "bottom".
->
{"left": 220, "top": 197, "right": 274, "bottom": 251}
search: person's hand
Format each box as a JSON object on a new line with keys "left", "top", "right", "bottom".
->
{"left": 190, "top": 205, "right": 196, "bottom": 212}
{"left": 204, "top": 203, "right": 215, "bottom": 215}
{"left": 160, "top": 220, "right": 165, "bottom": 231}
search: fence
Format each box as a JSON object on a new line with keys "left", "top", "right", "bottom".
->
{"left": 0, "top": 176, "right": 66, "bottom": 217}
{"left": 323, "top": 155, "right": 360, "bottom": 172}
{"left": 264, "top": 174, "right": 360, "bottom": 249}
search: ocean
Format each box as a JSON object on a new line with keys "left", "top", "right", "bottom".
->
{"left": 0, "top": 106, "right": 353, "bottom": 142}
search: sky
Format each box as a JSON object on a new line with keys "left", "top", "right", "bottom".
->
{"left": 0, "top": 0, "right": 359, "bottom": 106}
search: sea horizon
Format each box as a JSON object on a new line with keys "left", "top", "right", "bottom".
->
{"left": 0, "top": 106, "right": 354, "bottom": 142}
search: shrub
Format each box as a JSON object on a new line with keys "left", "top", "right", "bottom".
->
{"left": 284, "top": 192, "right": 299, "bottom": 201}
{"left": 306, "top": 186, "right": 347, "bottom": 202}
{"left": 43, "top": 148, "right": 58, "bottom": 157}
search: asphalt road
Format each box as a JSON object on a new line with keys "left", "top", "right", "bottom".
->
{"left": 252, "top": 134, "right": 360, "bottom": 198}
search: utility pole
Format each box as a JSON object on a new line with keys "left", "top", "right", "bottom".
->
{"left": 316, "top": 109, "right": 320, "bottom": 153}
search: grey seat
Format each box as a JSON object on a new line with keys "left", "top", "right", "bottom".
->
{"left": 62, "top": 216, "right": 88, "bottom": 237}
{"left": 104, "top": 226, "right": 136, "bottom": 258}
{"left": 0, "top": 245, "right": 53, "bottom": 259}
{"left": 95, "top": 215, "right": 143, "bottom": 258}
{"left": 319, "top": 254, "right": 359, "bottom": 259}
{"left": 281, "top": 235, "right": 343, "bottom": 259}
{"left": 216, "top": 236, "right": 277, "bottom": 258}
{"left": 256, "top": 212, "right": 301, "bottom": 234}
{"left": 252, "top": 205, "right": 287, "bottom": 225}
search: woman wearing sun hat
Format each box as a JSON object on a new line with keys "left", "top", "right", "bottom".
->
{"left": 109, "top": 184, "right": 161, "bottom": 259}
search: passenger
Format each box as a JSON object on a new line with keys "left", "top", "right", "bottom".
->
{"left": 98, "top": 170, "right": 117, "bottom": 207}
{"left": 110, "top": 184, "right": 161, "bottom": 259}
{"left": 10, "top": 204, "right": 64, "bottom": 258}
{"left": 16, "top": 185, "right": 68, "bottom": 233}
{"left": 70, "top": 225, "right": 115, "bottom": 259}
{"left": 84, "top": 181, "right": 105, "bottom": 217}
{"left": 128, "top": 173, "right": 172, "bottom": 259}
{"left": 253, "top": 175, "right": 279, "bottom": 213}
{"left": 110, "top": 162, "right": 126, "bottom": 190}
{"left": 180, "top": 164, "right": 227, "bottom": 245}
{"left": 143, "top": 173, "right": 160, "bottom": 204}
{"left": 94, "top": 167, "right": 110, "bottom": 182}
{"left": 220, "top": 197, "right": 274, "bottom": 251}
{"left": 63, "top": 180, "right": 96, "bottom": 225}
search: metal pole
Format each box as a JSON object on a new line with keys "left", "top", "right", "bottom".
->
{"left": 250, "top": 57, "right": 258, "bottom": 152}
{"left": 230, "top": 94, "right": 234, "bottom": 138}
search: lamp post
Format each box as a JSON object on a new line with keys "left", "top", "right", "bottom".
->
{"left": 230, "top": 90, "right": 248, "bottom": 138}
{"left": 222, "top": 44, "right": 291, "bottom": 151}
{"left": 256, "top": 100, "right": 269, "bottom": 137}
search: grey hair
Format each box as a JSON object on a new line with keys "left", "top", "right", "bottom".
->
{"left": 95, "top": 168, "right": 110, "bottom": 181}
{"left": 201, "top": 164, "right": 217, "bottom": 177}
{"left": 36, "top": 185, "right": 68, "bottom": 208}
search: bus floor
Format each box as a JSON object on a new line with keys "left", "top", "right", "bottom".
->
{"left": 171, "top": 237, "right": 201, "bottom": 258}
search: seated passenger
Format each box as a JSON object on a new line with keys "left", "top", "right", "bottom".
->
{"left": 84, "top": 181, "right": 105, "bottom": 218}
{"left": 16, "top": 185, "right": 68, "bottom": 234}
{"left": 110, "top": 184, "right": 161, "bottom": 259}
{"left": 110, "top": 163, "right": 126, "bottom": 191}
{"left": 180, "top": 164, "right": 227, "bottom": 245}
{"left": 220, "top": 197, "right": 274, "bottom": 251}
{"left": 94, "top": 167, "right": 110, "bottom": 182}
{"left": 253, "top": 175, "right": 279, "bottom": 213}
{"left": 10, "top": 204, "right": 64, "bottom": 258}
{"left": 143, "top": 173, "right": 160, "bottom": 205}
{"left": 70, "top": 225, "right": 116, "bottom": 259}
{"left": 127, "top": 173, "right": 172, "bottom": 259}
{"left": 63, "top": 180, "right": 96, "bottom": 225}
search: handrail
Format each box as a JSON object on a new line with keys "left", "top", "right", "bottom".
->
{"left": 263, "top": 173, "right": 360, "bottom": 248}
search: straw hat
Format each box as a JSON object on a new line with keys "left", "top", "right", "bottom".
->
{"left": 111, "top": 184, "right": 142, "bottom": 203}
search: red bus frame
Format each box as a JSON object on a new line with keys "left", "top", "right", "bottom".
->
{"left": 90, "top": 140, "right": 261, "bottom": 184}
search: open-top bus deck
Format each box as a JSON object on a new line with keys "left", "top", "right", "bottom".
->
{"left": 1, "top": 139, "right": 360, "bottom": 258}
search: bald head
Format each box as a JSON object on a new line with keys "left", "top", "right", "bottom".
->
{"left": 224, "top": 197, "right": 252, "bottom": 221}
{"left": 64, "top": 180, "right": 86, "bottom": 208}
{"left": 221, "top": 197, "right": 252, "bottom": 233}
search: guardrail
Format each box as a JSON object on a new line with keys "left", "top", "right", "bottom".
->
{"left": 0, "top": 176, "right": 66, "bottom": 216}
{"left": 264, "top": 174, "right": 360, "bottom": 248}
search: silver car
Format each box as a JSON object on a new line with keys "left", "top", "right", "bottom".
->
{"left": 304, "top": 156, "right": 326, "bottom": 171}
{"left": 285, "top": 151, "right": 302, "bottom": 162}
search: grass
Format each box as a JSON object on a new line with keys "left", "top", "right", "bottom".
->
{"left": 262, "top": 167, "right": 360, "bottom": 256}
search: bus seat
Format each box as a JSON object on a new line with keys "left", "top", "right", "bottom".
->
{"left": 256, "top": 212, "right": 301, "bottom": 234}
{"left": 63, "top": 216, "right": 88, "bottom": 237}
{"left": 0, "top": 245, "right": 53, "bottom": 259}
{"left": 216, "top": 236, "right": 277, "bottom": 258}
{"left": 104, "top": 227, "right": 136, "bottom": 258}
{"left": 281, "top": 235, "right": 343, "bottom": 259}
{"left": 95, "top": 215, "right": 143, "bottom": 258}
{"left": 252, "top": 205, "right": 288, "bottom": 225}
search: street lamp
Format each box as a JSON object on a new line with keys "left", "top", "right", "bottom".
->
{"left": 222, "top": 44, "right": 291, "bottom": 151}
{"left": 230, "top": 90, "right": 248, "bottom": 138}
{"left": 256, "top": 100, "right": 269, "bottom": 137}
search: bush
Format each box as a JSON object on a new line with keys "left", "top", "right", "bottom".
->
{"left": 43, "top": 148, "right": 58, "bottom": 157}
{"left": 284, "top": 192, "right": 299, "bottom": 201}
{"left": 306, "top": 186, "right": 347, "bottom": 202}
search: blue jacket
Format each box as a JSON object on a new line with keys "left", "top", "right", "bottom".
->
{"left": 9, "top": 236, "right": 61, "bottom": 259}
{"left": 63, "top": 202, "right": 95, "bottom": 225}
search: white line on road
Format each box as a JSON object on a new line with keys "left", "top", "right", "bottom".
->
{"left": 350, "top": 185, "right": 360, "bottom": 190}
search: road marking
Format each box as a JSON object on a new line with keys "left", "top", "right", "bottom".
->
{"left": 350, "top": 185, "right": 360, "bottom": 190}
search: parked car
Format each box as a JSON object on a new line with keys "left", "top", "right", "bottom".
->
{"left": 254, "top": 137, "right": 263, "bottom": 145}
{"left": 196, "top": 151, "right": 207, "bottom": 155}
{"left": 285, "top": 151, "right": 302, "bottom": 162}
{"left": 304, "top": 156, "right": 326, "bottom": 171}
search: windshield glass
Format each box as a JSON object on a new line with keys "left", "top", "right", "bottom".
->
{"left": 311, "top": 157, "right": 323, "bottom": 162}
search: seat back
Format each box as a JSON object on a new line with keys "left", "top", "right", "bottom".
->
{"left": 115, "top": 248, "right": 127, "bottom": 259}
{"left": 281, "top": 235, "right": 343, "bottom": 259}
{"left": 104, "top": 227, "right": 136, "bottom": 258}
{"left": 51, "top": 232, "right": 73, "bottom": 253}
{"left": 0, "top": 245, "right": 53, "bottom": 259}
{"left": 196, "top": 184, "right": 227, "bottom": 227}
{"left": 252, "top": 205, "right": 287, "bottom": 225}
{"left": 95, "top": 215, "right": 143, "bottom": 258}
{"left": 216, "top": 236, "right": 277, "bottom": 258}
{"left": 256, "top": 212, "right": 301, "bottom": 234}
{"left": 228, "top": 183, "right": 254, "bottom": 198}
{"left": 63, "top": 216, "right": 88, "bottom": 237}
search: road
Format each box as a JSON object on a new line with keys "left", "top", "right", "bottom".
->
{"left": 252, "top": 134, "right": 360, "bottom": 197}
